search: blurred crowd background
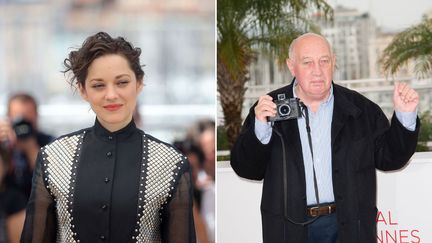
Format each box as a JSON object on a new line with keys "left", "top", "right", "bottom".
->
{"left": 0, "top": 0, "right": 215, "bottom": 243}
{"left": 0, "top": 0, "right": 214, "bottom": 140}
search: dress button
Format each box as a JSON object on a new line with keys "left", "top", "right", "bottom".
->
{"left": 104, "top": 177, "right": 110, "bottom": 183}
{"left": 106, "top": 151, "right": 112, "bottom": 157}
{"left": 101, "top": 204, "right": 108, "bottom": 210}
{"left": 100, "top": 235, "right": 106, "bottom": 240}
{"left": 108, "top": 136, "right": 113, "bottom": 140}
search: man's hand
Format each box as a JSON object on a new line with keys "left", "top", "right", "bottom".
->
{"left": 0, "top": 119, "right": 16, "bottom": 146}
{"left": 393, "top": 82, "right": 419, "bottom": 112}
{"left": 16, "top": 137, "right": 40, "bottom": 170}
{"left": 254, "top": 95, "right": 277, "bottom": 122}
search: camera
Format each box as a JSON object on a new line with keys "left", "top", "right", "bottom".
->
{"left": 12, "top": 117, "right": 34, "bottom": 140}
{"left": 268, "top": 94, "right": 302, "bottom": 122}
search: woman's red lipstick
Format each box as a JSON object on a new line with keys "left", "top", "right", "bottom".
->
{"left": 103, "top": 104, "right": 122, "bottom": 111}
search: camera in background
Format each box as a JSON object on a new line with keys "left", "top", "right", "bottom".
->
{"left": 12, "top": 118, "right": 34, "bottom": 140}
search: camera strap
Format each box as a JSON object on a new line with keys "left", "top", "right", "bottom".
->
{"left": 272, "top": 103, "right": 321, "bottom": 226}
{"left": 303, "top": 104, "right": 322, "bottom": 214}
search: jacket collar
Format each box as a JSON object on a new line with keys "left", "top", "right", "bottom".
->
{"left": 332, "top": 84, "right": 361, "bottom": 118}
{"left": 331, "top": 82, "right": 361, "bottom": 146}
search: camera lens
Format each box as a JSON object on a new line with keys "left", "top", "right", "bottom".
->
{"left": 12, "top": 118, "right": 34, "bottom": 140}
{"left": 278, "top": 104, "right": 291, "bottom": 116}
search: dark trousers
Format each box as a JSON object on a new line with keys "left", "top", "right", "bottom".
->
{"left": 307, "top": 213, "right": 338, "bottom": 243}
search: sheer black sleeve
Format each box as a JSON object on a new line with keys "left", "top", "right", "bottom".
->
{"left": 20, "top": 152, "right": 57, "bottom": 243}
{"left": 161, "top": 161, "right": 196, "bottom": 243}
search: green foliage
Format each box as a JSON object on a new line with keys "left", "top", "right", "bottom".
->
{"left": 217, "top": 0, "right": 333, "bottom": 148}
{"left": 218, "top": 0, "right": 333, "bottom": 72}
{"left": 217, "top": 125, "right": 231, "bottom": 161}
{"left": 380, "top": 17, "right": 432, "bottom": 78}
{"left": 217, "top": 125, "right": 230, "bottom": 151}
{"left": 417, "top": 111, "right": 432, "bottom": 152}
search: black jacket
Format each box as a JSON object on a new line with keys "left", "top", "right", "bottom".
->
{"left": 231, "top": 82, "right": 420, "bottom": 243}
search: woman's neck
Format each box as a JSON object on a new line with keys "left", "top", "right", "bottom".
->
{"left": 97, "top": 117, "right": 133, "bottom": 133}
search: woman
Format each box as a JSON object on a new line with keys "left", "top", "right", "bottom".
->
{"left": 21, "top": 32, "right": 196, "bottom": 243}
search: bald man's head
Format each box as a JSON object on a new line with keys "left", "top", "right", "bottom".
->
{"left": 286, "top": 33, "right": 335, "bottom": 103}
{"left": 288, "top": 33, "right": 333, "bottom": 62}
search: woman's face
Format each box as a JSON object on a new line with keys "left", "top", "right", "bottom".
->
{"left": 79, "top": 54, "right": 143, "bottom": 132}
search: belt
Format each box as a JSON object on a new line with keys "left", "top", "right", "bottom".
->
{"left": 307, "top": 203, "right": 336, "bottom": 217}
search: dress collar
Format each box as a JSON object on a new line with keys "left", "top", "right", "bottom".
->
{"left": 93, "top": 118, "right": 137, "bottom": 142}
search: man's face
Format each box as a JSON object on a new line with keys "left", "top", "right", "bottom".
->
{"left": 8, "top": 100, "right": 38, "bottom": 128}
{"left": 287, "top": 35, "right": 335, "bottom": 101}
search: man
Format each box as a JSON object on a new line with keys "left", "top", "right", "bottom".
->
{"left": 230, "top": 33, "right": 420, "bottom": 243}
{"left": 199, "top": 123, "right": 215, "bottom": 243}
{"left": 0, "top": 93, "right": 54, "bottom": 200}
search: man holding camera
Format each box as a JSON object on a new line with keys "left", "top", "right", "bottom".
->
{"left": 230, "top": 33, "right": 420, "bottom": 243}
{"left": 0, "top": 93, "right": 54, "bottom": 200}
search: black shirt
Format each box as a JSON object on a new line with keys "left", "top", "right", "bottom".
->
{"left": 0, "top": 186, "right": 26, "bottom": 243}
{"left": 74, "top": 119, "right": 142, "bottom": 243}
{"left": 0, "top": 186, "right": 27, "bottom": 216}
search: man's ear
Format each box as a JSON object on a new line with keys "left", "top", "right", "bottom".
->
{"left": 286, "top": 58, "right": 295, "bottom": 76}
{"left": 78, "top": 83, "right": 88, "bottom": 102}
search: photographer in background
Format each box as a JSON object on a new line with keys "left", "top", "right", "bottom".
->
{"left": 0, "top": 146, "right": 26, "bottom": 243}
{"left": 231, "top": 33, "right": 420, "bottom": 243}
{"left": 0, "top": 93, "right": 54, "bottom": 200}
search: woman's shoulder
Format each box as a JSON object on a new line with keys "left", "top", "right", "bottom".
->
{"left": 144, "top": 133, "right": 184, "bottom": 154}
{"left": 41, "top": 127, "right": 91, "bottom": 150}
{"left": 143, "top": 133, "right": 189, "bottom": 165}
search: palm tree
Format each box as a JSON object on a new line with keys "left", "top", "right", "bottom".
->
{"left": 417, "top": 111, "right": 432, "bottom": 151}
{"left": 217, "top": 0, "right": 333, "bottom": 148}
{"left": 380, "top": 16, "right": 432, "bottom": 78}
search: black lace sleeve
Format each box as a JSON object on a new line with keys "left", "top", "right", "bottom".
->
{"left": 20, "top": 152, "right": 57, "bottom": 243}
{"left": 161, "top": 161, "right": 196, "bottom": 243}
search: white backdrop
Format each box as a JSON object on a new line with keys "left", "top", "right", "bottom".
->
{"left": 217, "top": 152, "right": 432, "bottom": 243}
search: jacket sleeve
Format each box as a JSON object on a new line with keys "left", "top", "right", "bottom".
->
{"left": 230, "top": 104, "right": 273, "bottom": 180}
{"left": 20, "top": 151, "right": 57, "bottom": 243}
{"left": 161, "top": 159, "right": 196, "bottom": 243}
{"left": 374, "top": 110, "right": 420, "bottom": 171}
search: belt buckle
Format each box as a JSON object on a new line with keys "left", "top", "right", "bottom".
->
{"left": 309, "top": 206, "right": 319, "bottom": 217}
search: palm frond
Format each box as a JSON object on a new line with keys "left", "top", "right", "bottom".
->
{"left": 414, "top": 55, "right": 432, "bottom": 79}
{"left": 380, "top": 17, "right": 432, "bottom": 77}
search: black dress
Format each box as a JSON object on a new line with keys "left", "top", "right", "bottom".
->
{"left": 21, "top": 119, "right": 196, "bottom": 243}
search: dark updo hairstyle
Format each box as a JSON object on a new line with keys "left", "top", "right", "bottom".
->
{"left": 63, "top": 32, "right": 145, "bottom": 88}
